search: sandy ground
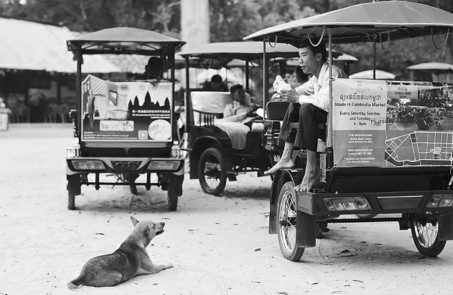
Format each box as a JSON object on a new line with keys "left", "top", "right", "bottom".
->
{"left": 1, "top": 124, "right": 453, "bottom": 295}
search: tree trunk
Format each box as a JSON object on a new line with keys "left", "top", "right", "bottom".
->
{"left": 181, "top": 0, "right": 209, "bottom": 50}
{"left": 445, "top": 1, "right": 453, "bottom": 63}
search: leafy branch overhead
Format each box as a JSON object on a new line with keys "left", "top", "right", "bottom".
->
{"left": 0, "top": 0, "right": 451, "bottom": 78}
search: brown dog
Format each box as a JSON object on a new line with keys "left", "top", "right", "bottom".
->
{"left": 68, "top": 216, "right": 173, "bottom": 288}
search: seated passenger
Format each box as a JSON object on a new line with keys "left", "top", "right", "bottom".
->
{"left": 222, "top": 84, "right": 251, "bottom": 123}
{"left": 264, "top": 40, "right": 347, "bottom": 194}
{"left": 203, "top": 74, "right": 229, "bottom": 91}
{"left": 271, "top": 67, "right": 310, "bottom": 101}
{"left": 136, "top": 57, "right": 164, "bottom": 81}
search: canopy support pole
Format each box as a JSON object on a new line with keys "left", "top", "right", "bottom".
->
{"left": 262, "top": 40, "right": 268, "bottom": 114}
{"left": 373, "top": 35, "right": 376, "bottom": 80}
{"left": 75, "top": 47, "right": 82, "bottom": 142}
{"left": 327, "top": 28, "right": 333, "bottom": 169}
{"left": 184, "top": 56, "right": 191, "bottom": 132}
{"left": 245, "top": 61, "right": 250, "bottom": 92}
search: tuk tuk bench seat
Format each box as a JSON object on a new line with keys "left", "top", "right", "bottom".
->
{"left": 191, "top": 91, "right": 232, "bottom": 126}
{"left": 193, "top": 109, "right": 223, "bottom": 126}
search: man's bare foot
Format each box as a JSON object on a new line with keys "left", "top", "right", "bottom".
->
{"left": 264, "top": 158, "right": 295, "bottom": 175}
{"left": 294, "top": 166, "right": 321, "bottom": 192}
{"left": 294, "top": 183, "right": 308, "bottom": 192}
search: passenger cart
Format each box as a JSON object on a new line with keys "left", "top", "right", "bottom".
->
{"left": 179, "top": 42, "right": 298, "bottom": 195}
{"left": 65, "top": 28, "right": 186, "bottom": 211}
{"left": 245, "top": 1, "right": 453, "bottom": 260}
{"left": 179, "top": 42, "right": 354, "bottom": 195}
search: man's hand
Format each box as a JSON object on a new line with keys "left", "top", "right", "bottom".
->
{"left": 280, "top": 89, "right": 300, "bottom": 104}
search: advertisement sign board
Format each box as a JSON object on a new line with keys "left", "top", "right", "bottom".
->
{"left": 81, "top": 75, "right": 172, "bottom": 142}
{"left": 332, "top": 79, "right": 387, "bottom": 167}
{"left": 332, "top": 79, "right": 453, "bottom": 168}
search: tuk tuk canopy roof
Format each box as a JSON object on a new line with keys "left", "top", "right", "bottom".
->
{"left": 284, "top": 50, "right": 358, "bottom": 67}
{"left": 178, "top": 41, "right": 299, "bottom": 60}
{"left": 67, "top": 27, "right": 186, "bottom": 55}
{"left": 244, "top": 1, "right": 453, "bottom": 45}
{"left": 407, "top": 62, "right": 453, "bottom": 72}
{"left": 349, "top": 69, "right": 396, "bottom": 80}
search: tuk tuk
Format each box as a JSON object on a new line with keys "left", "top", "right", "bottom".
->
{"left": 65, "top": 27, "right": 186, "bottom": 211}
{"left": 245, "top": 1, "right": 453, "bottom": 261}
{"left": 179, "top": 42, "right": 355, "bottom": 195}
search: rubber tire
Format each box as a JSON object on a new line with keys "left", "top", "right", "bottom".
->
{"left": 276, "top": 181, "right": 305, "bottom": 261}
{"left": 167, "top": 189, "right": 178, "bottom": 211}
{"left": 167, "top": 174, "right": 183, "bottom": 211}
{"left": 198, "top": 147, "right": 227, "bottom": 196}
{"left": 411, "top": 218, "right": 446, "bottom": 257}
{"left": 68, "top": 193, "right": 76, "bottom": 210}
{"left": 67, "top": 174, "right": 80, "bottom": 210}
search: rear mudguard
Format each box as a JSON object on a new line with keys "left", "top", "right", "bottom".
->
{"left": 438, "top": 213, "right": 453, "bottom": 241}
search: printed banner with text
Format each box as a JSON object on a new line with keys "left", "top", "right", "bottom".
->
{"left": 332, "top": 78, "right": 388, "bottom": 167}
{"left": 81, "top": 75, "right": 173, "bottom": 142}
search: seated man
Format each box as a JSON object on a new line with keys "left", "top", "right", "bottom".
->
{"left": 264, "top": 40, "right": 347, "bottom": 193}
{"left": 203, "top": 74, "right": 229, "bottom": 91}
{"left": 136, "top": 56, "right": 164, "bottom": 80}
{"left": 221, "top": 84, "right": 251, "bottom": 123}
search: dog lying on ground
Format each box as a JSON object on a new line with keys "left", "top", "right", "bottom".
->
{"left": 68, "top": 216, "right": 173, "bottom": 288}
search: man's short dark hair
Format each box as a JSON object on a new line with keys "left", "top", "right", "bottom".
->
{"left": 211, "top": 74, "right": 222, "bottom": 83}
{"left": 230, "top": 84, "right": 243, "bottom": 94}
{"left": 298, "top": 40, "right": 327, "bottom": 62}
{"left": 145, "top": 57, "right": 163, "bottom": 78}
{"left": 147, "top": 57, "right": 163, "bottom": 68}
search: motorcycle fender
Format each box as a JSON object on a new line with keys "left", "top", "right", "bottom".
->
{"left": 438, "top": 213, "right": 453, "bottom": 241}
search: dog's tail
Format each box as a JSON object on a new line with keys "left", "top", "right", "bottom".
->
{"left": 67, "top": 276, "right": 84, "bottom": 290}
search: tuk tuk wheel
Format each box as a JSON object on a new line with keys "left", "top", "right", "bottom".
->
{"left": 67, "top": 174, "right": 81, "bottom": 210}
{"left": 411, "top": 218, "right": 446, "bottom": 257}
{"left": 68, "top": 193, "right": 76, "bottom": 210}
{"left": 198, "top": 147, "right": 227, "bottom": 196}
{"left": 277, "top": 181, "right": 305, "bottom": 261}
{"left": 167, "top": 174, "right": 183, "bottom": 211}
{"left": 167, "top": 190, "right": 178, "bottom": 211}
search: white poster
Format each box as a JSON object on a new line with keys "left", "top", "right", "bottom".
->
{"left": 332, "top": 79, "right": 388, "bottom": 167}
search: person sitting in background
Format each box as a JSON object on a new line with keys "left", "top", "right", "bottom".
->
{"left": 271, "top": 67, "right": 310, "bottom": 101}
{"left": 221, "top": 84, "right": 252, "bottom": 123}
{"left": 203, "top": 74, "right": 229, "bottom": 91}
{"left": 136, "top": 57, "right": 164, "bottom": 80}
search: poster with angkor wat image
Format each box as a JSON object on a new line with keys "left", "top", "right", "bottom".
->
{"left": 81, "top": 75, "right": 172, "bottom": 142}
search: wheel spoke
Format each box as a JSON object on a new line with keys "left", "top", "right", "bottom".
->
{"left": 277, "top": 182, "right": 305, "bottom": 261}
{"left": 415, "top": 220, "right": 438, "bottom": 247}
{"left": 198, "top": 148, "right": 226, "bottom": 195}
{"left": 279, "top": 190, "right": 297, "bottom": 251}
{"left": 203, "top": 160, "right": 221, "bottom": 189}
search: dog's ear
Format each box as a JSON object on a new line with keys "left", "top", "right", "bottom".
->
{"left": 130, "top": 216, "right": 139, "bottom": 227}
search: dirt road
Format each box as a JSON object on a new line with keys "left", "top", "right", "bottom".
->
{"left": 1, "top": 124, "right": 452, "bottom": 295}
